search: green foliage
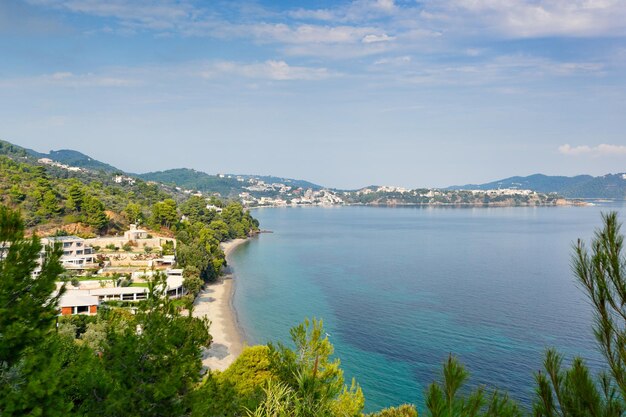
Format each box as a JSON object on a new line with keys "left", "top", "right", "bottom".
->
{"left": 265, "top": 318, "right": 364, "bottom": 417}
{"left": 220, "top": 346, "right": 274, "bottom": 409}
{"left": 96, "top": 280, "right": 211, "bottom": 417}
{"left": 151, "top": 198, "right": 178, "bottom": 229}
{"left": 247, "top": 380, "right": 295, "bottom": 417}
{"left": 0, "top": 205, "right": 69, "bottom": 415}
{"left": 425, "top": 355, "right": 521, "bottom": 417}
{"left": 82, "top": 195, "right": 109, "bottom": 230}
{"left": 123, "top": 202, "right": 143, "bottom": 224}
{"left": 67, "top": 182, "right": 84, "bottom": 212}
{"left": 368, "top": 404, "right": 418, "bottom": 417}
{"left": 57, "top": 314, "right": 97, "bottom": 337}
{"left": 189, "top": 372, "right": 241, "bottom": 417}
{"left": 183, "top": 275, "right": 204, "bottom": 296}
{"left": 533, "top": 211, "right": 626, "bottom": 416}
{"left": 180, "top": 195, "right": 217, "bottom": 224}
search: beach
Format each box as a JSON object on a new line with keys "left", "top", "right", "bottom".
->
{"left": 193, "top": 238, "right": 248, "bottom": 372}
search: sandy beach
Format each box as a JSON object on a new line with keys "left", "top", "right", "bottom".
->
{"left": 193, "top": 238, "right": 248, "bottom": 372}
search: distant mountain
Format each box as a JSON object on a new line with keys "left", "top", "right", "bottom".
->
{"left": 27, "top": 148, "right": 121, "bottom": 173}
{"left": 138, "top": 168, "right": 245, "bottom": 197}
{"left": 448, "top": 173, "right": 626, "bottom": 199}
{"left": 139, "top": 168, "right": 324, "bottom": 198}
{"left": 233, "top": 174, "right": 322, "bottom": 190}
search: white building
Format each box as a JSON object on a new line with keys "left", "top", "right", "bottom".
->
{"left": 42, "top": 236, "right": 98, "bottom": 270}
{"left": 124, "top": 224, "right": 148, "bottom": 240}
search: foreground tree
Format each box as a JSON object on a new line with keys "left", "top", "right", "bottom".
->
{"left": 0, "top": 205, "right": 70, "bottom": 415}
{"left": 265, "top": 318, "right": 364, "bottom": 417}
{"left": 425, "top": 355, "right": 521, "bottom": 417}
{"left": 534, "top": 212, "right": 626, "bottom": 416}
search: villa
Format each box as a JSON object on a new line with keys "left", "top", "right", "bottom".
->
{"left": 124, "top": 224, "right": 148, "bottom": 240}
{"left": 41, "top": 236, "right": 98, "bottom": 271}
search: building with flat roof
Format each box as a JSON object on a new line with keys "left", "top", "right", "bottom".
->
{"left": 42, "top": 236, "right": 98, "bottom": 271}
{"left": 59, "top": 293, "right": 99, "bottom": 316}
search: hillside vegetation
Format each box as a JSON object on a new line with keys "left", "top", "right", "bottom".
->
{"left": 448, "top": 173, "right": 626, "bottom": 199}
{"left": 0, "top": 139, "right": 259, "bottom": 284}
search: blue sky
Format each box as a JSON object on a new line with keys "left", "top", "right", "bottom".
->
{"left": 1, "top": 0, "right": 625, "bottom": 188}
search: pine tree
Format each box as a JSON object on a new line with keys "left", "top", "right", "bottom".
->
{"left": 533, "top": 212, "right": 626, "bottom": 416}
{"left": 0, "top": 204, "right": 71, "bottom": 415}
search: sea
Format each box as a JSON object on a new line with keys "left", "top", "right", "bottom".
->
{"left": 230, "top": 202, "right": 626, "bottom": 412}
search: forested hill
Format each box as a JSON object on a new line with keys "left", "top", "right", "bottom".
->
{"left": 25, "top": 146, "right": 121, "bottom": 173}
{"left": 447, "top": 173, "right": 626, "bottom": 199}
{"left": 0, "top": 139, "right": 257, "bottom": 237}
{"left": 138, "top": 168, "right": 323, "bottom": 197}
{"left": 138, "top": 168, "right": 245, "bottom": 198}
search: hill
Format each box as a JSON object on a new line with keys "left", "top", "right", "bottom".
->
{"left": 448, "top": 173, "right": 626, "bottom": 199}
{"left": 138, "top": 169, "right": 245, "bottom": 197}
{"left": 27, "top": 147, "right": 121, "bottom": 173}
{"left": 139, "top": 168, "right": 323, "bottom": 198}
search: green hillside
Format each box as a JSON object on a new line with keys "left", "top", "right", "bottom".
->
{"left": 448, "top": 173, "right": 626, "bottom": 199}
{"left": 138, "top": 168, "right": 245, "bottom": 197}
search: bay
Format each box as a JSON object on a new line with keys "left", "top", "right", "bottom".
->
{"left": 231, "top": 202, "right": 626, "bottom": 412}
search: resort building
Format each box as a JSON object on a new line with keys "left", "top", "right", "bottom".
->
{"left": 124, "top": 224, "right": 148, "bottom": 240}
{"left": 59, "top": 293, "right": 99, "bottom": 316}
{"left": 57, "top": 274, "right": 186, "bottom": 315}
{"left": 41, "top": 236, "right": 98, "bottom": 271}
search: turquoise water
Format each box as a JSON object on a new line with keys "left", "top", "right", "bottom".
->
{"left": 231, "top": 203, "right": 626, "bottom": 412}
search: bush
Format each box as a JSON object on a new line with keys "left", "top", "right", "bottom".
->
{"left": 367, "top": 405, "right": 418, "bottom": 417}
{"left": 122, "top": 243, "right": 133, "bottom": 252}
{"left": 70, "top": 277, "right": 80, "bottom": 287}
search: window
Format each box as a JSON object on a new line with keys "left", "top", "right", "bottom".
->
{"left": 76, "top": 305, "right": 89, "bottom": 314}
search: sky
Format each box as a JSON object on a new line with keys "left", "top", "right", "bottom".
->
{"left": 1, "top": 0, "right": 625, "bottom": 189}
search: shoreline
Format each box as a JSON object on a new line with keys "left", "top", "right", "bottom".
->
{"left": 193, "top": 238, "right": 249, "bottom": 372}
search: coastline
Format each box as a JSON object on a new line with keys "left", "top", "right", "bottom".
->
{"left": 193, "top": 238, "right": 249, "bottom": 372}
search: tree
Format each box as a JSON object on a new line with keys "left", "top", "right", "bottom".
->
{"left": 534, "top": 211, "right": 626, "bottom": 417}
{"left": 0, "top": 205, "right": 71, "bottom": 415}
{"left": 124, "top": 202, "right": 143, "bottom": 224}
{"left": 151, "top": 199, "right": 178, "bottom": 229}
{"left": 367, "top": 404, "right": 418, "bottom": 417}
{"left": 425, "top": 355, "right": 520, "bottom": 417}
{"left": 40, "top": 190, "right": 61, "bottom": 217}
{"left": 95, "top": 277, "right": 212, "bottom": 417}
{"left": 82, "top": 195, "right": 109, "bottom": 231}
{"left": 180, "top": 196, "right": 216, "bottom": 224}
{"left": 265, "top": 318, "right": 364, "bottom": 417}
{"left": 67, "top": 182, "right": 85, "bottom": 212}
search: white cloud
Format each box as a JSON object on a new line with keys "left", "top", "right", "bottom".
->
{"left": 251, "top": 23, "right": 380, "bottom": 44}
{"left": 27, "top": 0, "right": 195, "bottom": 31}
{"left": 430, "top": 0, "right": 626, "bottom": 38}
{"left": 374, "top": 55, "right": 411, "bottom": 65}
{"left": 0, "top": 71, "right": 139, "bottom": 88}
{"left": 201, "top": 60, "right": 334, "bottom": 81}
{"left": 288, "top": 8, "right": 336, "bottom": 21}
{"left": 558, "top": 144, "right": 626, "bottom": 156}
{"left": 362, "top": 33, "right": 395, "bottom": 43}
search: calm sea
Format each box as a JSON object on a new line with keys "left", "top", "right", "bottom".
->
{"left": 231, "top": 202, "right": 626, "bottom": 412}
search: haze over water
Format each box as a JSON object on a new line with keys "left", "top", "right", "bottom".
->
{"left": 232, "top": 203, "right": 626, "bottom": 412}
